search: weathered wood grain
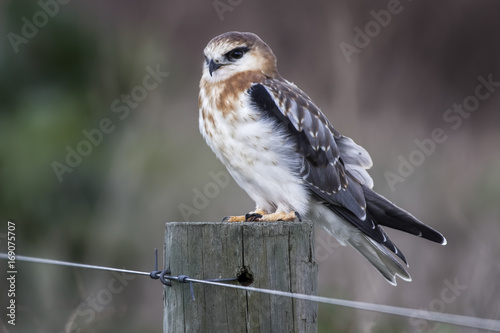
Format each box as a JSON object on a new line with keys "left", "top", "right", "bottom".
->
{"left": 163, "top": 221, "right": 318, "bottom": 333}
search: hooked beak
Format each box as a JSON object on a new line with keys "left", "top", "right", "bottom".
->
{"left": 208, "top": 60, "right": 222, "bottom": 77}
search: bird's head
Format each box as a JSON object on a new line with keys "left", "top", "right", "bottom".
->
{"left": 202, "top": 31, "right": 279, "bottom": 82}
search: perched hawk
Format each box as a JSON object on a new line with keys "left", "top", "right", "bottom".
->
{"left": 199, "top": 31, "right": 446, "bottom": 285}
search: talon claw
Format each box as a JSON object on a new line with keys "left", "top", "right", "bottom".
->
{"left": 245, "top": 213, "right": 263, "bottom": 222}
{"left": 295, "top": 212, "right": 302, "bottom": 222}
{"left": 222, "top": 216, "right": 230, "bottom": 222}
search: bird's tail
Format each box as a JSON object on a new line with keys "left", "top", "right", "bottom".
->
{"left": 330, "top": 186, "right": 447, "bottom": 285}
{"left": 347, "top": 235, "right": 411, "bottom": 285}
{"left": 346, "top": 186, "right": 447, "bottom": 285}
{"left": 363, "top": 186, "right": 447, "bottom": 246}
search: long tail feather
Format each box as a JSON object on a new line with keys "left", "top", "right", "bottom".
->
{"left": 363, "top": 185, "right": 447, "bottom": 245}
{"left": 348, "top": 234, "right": 412, "bottom": 285}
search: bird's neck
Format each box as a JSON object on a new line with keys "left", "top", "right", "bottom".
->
{"left": 199, "top": 70, "right": 268, "bottom": 117}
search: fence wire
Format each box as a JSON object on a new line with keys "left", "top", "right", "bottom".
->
{"left": 1, "top": 252, "right": 499, "bottom": 332}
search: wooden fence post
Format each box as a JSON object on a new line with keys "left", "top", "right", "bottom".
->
{"left": 163, "top": 221, "right": 318, "bottom": 333}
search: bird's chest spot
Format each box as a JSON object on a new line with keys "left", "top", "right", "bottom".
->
{"left": 200, "top": 71, "right": 265, "bottom": 118}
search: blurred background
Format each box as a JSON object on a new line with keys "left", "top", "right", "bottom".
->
{"left": 1, "top": 0, "right": 499, "bottom": 332}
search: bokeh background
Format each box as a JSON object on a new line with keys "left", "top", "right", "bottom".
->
{"left": 1, "top": 0, "right": 500, "bottom": 332}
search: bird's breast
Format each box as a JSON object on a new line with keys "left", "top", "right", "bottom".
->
{"left": 199, "top": 87, "right": 281, "bottom": 173}
{"left": 199, "top": 86, "right": 309, "bottom": 213}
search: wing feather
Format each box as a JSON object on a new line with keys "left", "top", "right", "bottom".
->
{"left": 247, "top": 79, "right": 419, "bottom": 262}
{"left": 249, "top": 80, "right": 370, "bottom": 219}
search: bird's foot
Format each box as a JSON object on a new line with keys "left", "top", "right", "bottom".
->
{"left": 222, "top": 211, "right": 301, "bottom": 222}
{"left": 258, "top": 211, "right": 302, "bottom": 222}
{"left": 222, "top": 215, "right": 247, "bottom": 222}
{"left": 222, "top": 209, "right": 267, "bottom": 222}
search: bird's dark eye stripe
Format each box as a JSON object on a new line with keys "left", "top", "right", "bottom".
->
{"left": 225, "top": 47, "right": 249, "bottom": 60}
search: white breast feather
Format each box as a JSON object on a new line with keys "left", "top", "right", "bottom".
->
{"left": 199, "top": 89, "right": 310, "bottom": 214}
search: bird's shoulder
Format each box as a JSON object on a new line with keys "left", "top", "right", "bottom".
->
{"left": 249, "top": 78, "right": 373, "bottom": 183}
{"left": 251, "top": 79, "right": 341, "bottom": 137}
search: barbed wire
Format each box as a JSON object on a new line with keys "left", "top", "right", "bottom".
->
{"left": 1, "top": 252, "right": 499, "bottom": 332}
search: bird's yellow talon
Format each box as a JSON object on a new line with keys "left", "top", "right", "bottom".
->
{"left": 225, "top": 215, "right": 246, "bottom": 222}
{"left": 222, "top": 211, "right": 299, "bottom": 223}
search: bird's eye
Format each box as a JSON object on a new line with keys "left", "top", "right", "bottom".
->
{"left": 226, "top": 47, "right": 248, "bottom": 61}
{"left": 229, "top": 50, "right": 244, "bottom": 59}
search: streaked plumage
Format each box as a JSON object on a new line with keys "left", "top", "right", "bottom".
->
{"left": 199, "top": 31, "right": 446, "bottom": 285}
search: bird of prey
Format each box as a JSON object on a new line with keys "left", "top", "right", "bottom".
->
{"left": 198, "top": 31, "right": 446, "bottom": 285}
